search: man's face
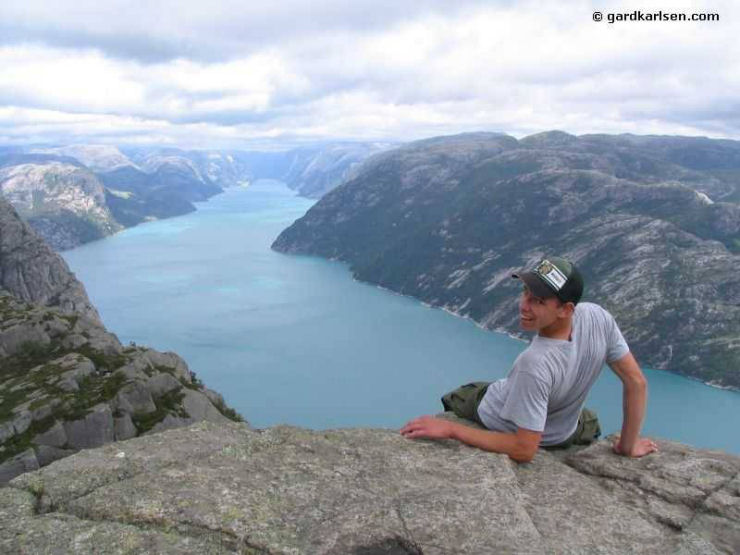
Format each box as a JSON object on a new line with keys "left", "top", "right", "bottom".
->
{"left": 518, "top": 285, "right": 566, "bottom": 332}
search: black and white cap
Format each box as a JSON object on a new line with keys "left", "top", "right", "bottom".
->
{"left": 512, "top": 256, "right": 584, "bottom": 304}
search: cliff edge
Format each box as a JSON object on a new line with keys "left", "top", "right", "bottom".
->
{"left": 0, "top": 198, "right": 242, "bottom": 483}
{"left": 2, "top": 419, "right": 738, "bottom": 554}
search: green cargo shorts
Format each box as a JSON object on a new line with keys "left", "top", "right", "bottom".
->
{"left": 440, "top": 382, "right": 601, "bottom": 447}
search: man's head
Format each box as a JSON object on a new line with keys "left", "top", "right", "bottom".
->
{"left": 512, "top": 257, "right": 584, "bottom": 336}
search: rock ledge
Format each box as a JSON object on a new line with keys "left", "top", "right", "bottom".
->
{"left": 2, "top": 420, "right": 738, "bottom": 554}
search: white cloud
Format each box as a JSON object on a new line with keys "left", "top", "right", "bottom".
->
{"left": 0, "top": 0, "right": 738, "bottom": 147}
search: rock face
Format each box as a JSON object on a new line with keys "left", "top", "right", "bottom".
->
{"left": 235, "top": 142, "right": 393, "bottom": 198}
{"left": 281, "top": 143, "right": 394, "bottom": 198}
{"left": 273, "top": 132, "right": 740, "bottom": 389}
{"left": 0, "top": 292, "right": 240, "bottom": 483}
{"left": 1, "top": 142, "right": 390, "bottom": 249}
{"left": 0, "top": 198, "right": 101, "bottom": 323}
{"left": 31, "top": 145, "right": 137, "bottom": 173}
{"left": 1, "top": 420, "right": 737, "bottom": 554}
{"left": 0, "top": 199, "right": 242, "bottom": 483}
{"left": 0, "top": 162, "right": 122, "bottom": 250}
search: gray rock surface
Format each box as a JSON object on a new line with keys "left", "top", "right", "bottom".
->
{"left": 3, "top": 421, "right": 738, "bottom": 554}
{"left": 0, "top": 448, "right": 39, "bottom": 483}
{"left": 114, "top": 414, "right": 137, "bottom": 441}
{"left": 63, "top": 403, "right": 115, "bottom": 450}
{"left": 1, "top": 184, "right": 243, "bottom": 484}
{"left": 0, "top": 198, "right": 102, "bottom": 323}
{"left": 32, "top": 421, "right": 68, "bottom": 448}
{"left": 113, "top": 382, "right": 157, "bottom": 415}
{"left": 144, "top": 372, "right": 182, "bottom": 397}
{"left": 0, "top": 161, "right": 122, "bottom": 250}
{"left": 34, "top": 445, "right": 76, "bottom": 467}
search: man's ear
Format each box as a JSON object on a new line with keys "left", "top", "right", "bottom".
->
{"left": 559, "top": 301, "right": 575, "bottom": 317}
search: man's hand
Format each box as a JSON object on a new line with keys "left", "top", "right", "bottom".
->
{"left": 400, "top": 416, "right": 454, "bottom": 440}
{"left": 612, "top": 435, "right": 658, "bottom": 458}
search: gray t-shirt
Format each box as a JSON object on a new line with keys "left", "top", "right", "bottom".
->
{"left": 477, "top": 302, "right": 629, "bottom": 446}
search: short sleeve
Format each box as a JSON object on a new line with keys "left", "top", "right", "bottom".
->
{"left": 605, "top": 311, "right": 630, "bottom": 363}
{"left": 499, "top": 370, "right": 551, "bottom": 432}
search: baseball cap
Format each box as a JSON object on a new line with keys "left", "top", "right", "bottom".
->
{"left": 512, "top": 256, "right": 584, "bottom": 304}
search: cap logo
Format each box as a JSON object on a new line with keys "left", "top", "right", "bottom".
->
{"left": 535, "top": 259, "right": 567, "bottom": 291}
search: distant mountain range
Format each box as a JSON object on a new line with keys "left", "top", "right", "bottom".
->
{"left": 273, "top": 131, "right": 740, "bottom": 389}
{"left": 0, "top": 142, "right": 390, "bottom": 250}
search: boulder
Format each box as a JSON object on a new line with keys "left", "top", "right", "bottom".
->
{"left": 203, "top": 388, "right": 225, "bottom": 408}
{"left": 148, "top": 390, "right": 230, "bottom": 434}
{"left": 145, "top": 373, "right": 182, "bottom": 398}
{"left": 32, "top": 421, "right": 67, "bottom": 448}
{"left": 141, "top": 350, "right": 191, "bottom": 383}
{"left": 0, "top": 448, "right": 38, "bottom": 484}
{"left": 34, "top": 445, "right": 77, "bottom": 467}
{"left": 113, "top": 414, "right": 137, "bottom": 441}
{"left": 55, "top": 354, "right": 96, "bottom": 389}
{"left": 0, "top": 323, "right": 51, "bottom": 356}
{"left": 62, "top": 404, "right": 114, "bottom": 450}
{"left": 113, "top": 361, "right": 150, "bottom": 382}
{"left": 180, "top": 389, "right": 230, "bottom": 423}
{"left": 113, "top": 382, "right": 157, "bottom": 415}
{"left": 11, "top": 411, "right": 32, "bottom": 435}
{"left": 0, "top": 422, "right": 15, "bottom": 443}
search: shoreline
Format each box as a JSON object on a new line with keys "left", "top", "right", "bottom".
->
{"left": 354, "top": 273, "right": 740, "bottom": 395}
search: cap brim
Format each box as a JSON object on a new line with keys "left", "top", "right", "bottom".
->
{"left": 511, "top": 271, "right": 557, "bottom": 299}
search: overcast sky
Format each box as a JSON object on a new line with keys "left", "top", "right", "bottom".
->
{"left": 0, "top": 0, "right": 737, "bottom": 149}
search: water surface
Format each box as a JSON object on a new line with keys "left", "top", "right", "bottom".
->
{"left": 63, "top": 181, "right": 740, "bottom": 454}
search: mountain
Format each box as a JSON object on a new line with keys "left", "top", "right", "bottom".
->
{"left": 0, "top": 162, "right": 122, "bottom": 250}
{"left": 0, "top": 198, "right": 242, "bottom": 482}
{"left": 281, "top": 143, "right": 393, "bottom": 198}
{"left": 31, "top": 145, "right": 137, "bottom": 173}
{"left": 235, "top": 142, "right": 393, "bottom": 198}
{"left": 273, "top": 132, "right": 740, "bottom": 389}
{"left": 0, "top": 142, "right": 391, "bottom": 249}
{"left": 0, "top": 198, "right": 101, "bottom": 323}
{"left": 0, "top": 146, "right": 228, "bottom": 249}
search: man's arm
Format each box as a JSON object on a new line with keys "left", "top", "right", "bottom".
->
{"left": 400, "top": 416, "right": 542, "bottom": 463}
{"left": 608, "top": 352, "right": 658, "bottom": 457}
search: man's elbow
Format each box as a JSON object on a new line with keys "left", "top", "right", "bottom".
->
{"left": 626, "top": 371, "right": 648, "bottom": 392}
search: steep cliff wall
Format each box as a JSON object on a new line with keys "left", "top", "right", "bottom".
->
{"left": 0, "top": 199, "right": 101, "bottom": 323}
{"left": 0, "top": 198, "right": 242, "bottom": 483}
{"left": 273, "top": 132, "right": 740, "bottom": 389}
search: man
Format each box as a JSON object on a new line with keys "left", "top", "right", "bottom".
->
{"left": 400, "top": 256, "right": 657, "bottom": 463}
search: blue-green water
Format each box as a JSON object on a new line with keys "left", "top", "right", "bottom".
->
{"left": 62, "top": 181, "right": 740, "bottom": 454}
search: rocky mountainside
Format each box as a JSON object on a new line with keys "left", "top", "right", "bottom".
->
{"left": 31, "top": 145, "right": 137, "bottom": 173}
{"left": 0, "top": 199, "right": 101, "bottom": 323}
{"left": 235, "top": 142, "right": 393, "bottom": 198}
{"left": 0, "top": 142, "right": 389, "bottom": 249}
{"left": 281, "top": 142, "right": 393, "bottom": 198}
{"left": 0, "top": 162, "right": 122, "bottom": 250}
{"left": 0, "top": 198, "right": 242, "bottom": 483}
{"left": 1, "top": 418, "right": 738, "bottom": 553}
{"left": 273, "top": 132, "right": 740, "bottom": 388}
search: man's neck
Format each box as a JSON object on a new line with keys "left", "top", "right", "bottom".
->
{"left": 538, "top": 317, "right": 573, "bottom": 341}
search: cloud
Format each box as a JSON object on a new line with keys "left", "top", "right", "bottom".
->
{"left": 0, "top": 0, "right": 485, "bottom": 62}
{"left": 0, "top": 0, "right": 738, "bottom": 148}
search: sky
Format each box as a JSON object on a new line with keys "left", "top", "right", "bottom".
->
{"left": 0, "top": 0, "right": 737, "bottom": 150}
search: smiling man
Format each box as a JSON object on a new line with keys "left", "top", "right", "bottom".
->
{"left": 400, "top": 256, "right": 657, "bottom": 463}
